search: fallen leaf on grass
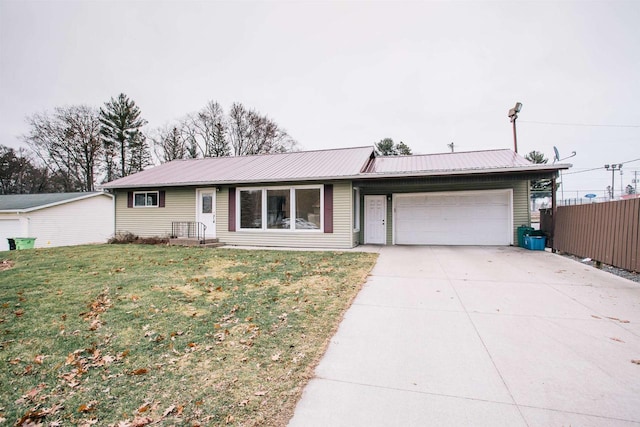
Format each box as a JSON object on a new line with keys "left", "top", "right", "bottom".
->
{"left": 33, "top": 354, "right": 45, "bottom": 364}
{"left": 15, "top": 409, "right": 46, "bottom": 426}
{"left": 15, "top": 309, "right": 25, "bottom": 317}
{"left": 78, "top": 400, "right": 97, "bottom": 413}
{"left": 254, "top": 391, "right": 267, "bottom": 396}
{"left": 130, "top": 368, "right": 148, "bottom": 375}
{"left": 162, "top": 405, "right": 176, "bottom": 417}
{"left": 131, "top": 416, "right": 153, "bottom": 426}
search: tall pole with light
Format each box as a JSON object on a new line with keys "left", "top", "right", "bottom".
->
{"left": 508, "top": 102, "right": 523, "bottom": 153}
{"left": 604, "top": 163, "right": 623, "bottom": 200}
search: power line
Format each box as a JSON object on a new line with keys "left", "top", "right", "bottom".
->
{"left": 520, "top": 120, "right": 640, "bottom": 128}
{"left": 563, "top": 157, "right": 640, "bottom": 176}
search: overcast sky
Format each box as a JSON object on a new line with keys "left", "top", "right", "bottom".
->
{"left": 1, "top": 0, "right": 638, "bottom": 198}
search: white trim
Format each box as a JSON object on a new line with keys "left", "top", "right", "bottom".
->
{"left": 236, "top": 185, "right": 324, "bottom": 232}
{"left": 196, "top": 187, "right": 217, "bottom": 238}
{"left": 352, "top": 187, "right": 360, "bottom": 232}
{"left": 392, "top": 189, "right": 513, "bottom": 245}
{"left": 364, "top": 195, "right": 386, "bottom": 244}
{"left": 133, "top": 191, "right": 159, "bottom": 208}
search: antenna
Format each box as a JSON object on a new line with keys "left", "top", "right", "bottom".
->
{"left": 447, "top": 142, "right": 455, "bottom": 153}
{"left": 553, "top": 146, "right": 560, "bottom": 163}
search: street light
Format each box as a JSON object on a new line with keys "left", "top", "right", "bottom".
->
{"left": 604, "top": 163, "right": 623, "bottom": 200}
{"left": 508, "top": 102, "right": 523, "bottom": 153}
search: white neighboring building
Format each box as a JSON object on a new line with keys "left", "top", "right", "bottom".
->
{"left": 0, "top": 192, "right": 114, "bottom": 251}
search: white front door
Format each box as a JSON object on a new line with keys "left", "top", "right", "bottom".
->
{"left": 196, "top": 188, "right": 216, "bottom": 238}
{"left": 364, "top": 195, "right": 386, "bottom": 244}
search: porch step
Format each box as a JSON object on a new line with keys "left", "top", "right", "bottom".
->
{"left": 169, "top": 238, "right": 223, "bottom": 248}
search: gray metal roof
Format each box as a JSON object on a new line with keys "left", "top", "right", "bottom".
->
{"left": 103, "top": 146, "right": 376, "bottom": 188}
{"left": 102, "top": 146, "right": 570, "bottom": 189}
{"left": 0, "top": 192, "right": 110, "bottom": 212}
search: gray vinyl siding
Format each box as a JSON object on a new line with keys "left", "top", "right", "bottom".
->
{"left": 356, "top": 176, "right": 531, "bottom": 245}
{"left": 114, "top": 188, "right": 196, "bottom": 237}
{"left": 217, "top": 182, "right": 355, "bottom": 249}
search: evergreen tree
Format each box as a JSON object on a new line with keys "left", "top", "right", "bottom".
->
{"left": 375, "top": 138, "right": 413, "bottom": 156}
{"left": 99, "top": 93, "right": 148, "bottom": 180}
{"left": 127, "top": 130, "right": 153, "bottom": 173}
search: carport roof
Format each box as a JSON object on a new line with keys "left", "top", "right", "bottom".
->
{"left": 0, "top": 192, "right": 111, "bottom": 213}
{"left": 102, "top": 146, "right": 570, "bottom": 189}
{"left": 362, "top": 149, "right": 569, "bottom": 178}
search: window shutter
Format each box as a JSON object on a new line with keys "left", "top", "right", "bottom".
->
{"left": 159, "top": 190, "right": 166, "bottom": 208}
{"left": 127, "top": 191, "right": 133, "bottom": 208}
{"left": 228, "top": 187, "right": 236, "bottom": 232}
{"left": 324, "top": 184, "right": 333, "bottom": 233}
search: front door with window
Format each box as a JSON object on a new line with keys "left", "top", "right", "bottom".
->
{"left": 196, "top": 189, "right": 216, "bottom": 238}
{"left": 364, "top": 195, "right": 386, "bottom": 244}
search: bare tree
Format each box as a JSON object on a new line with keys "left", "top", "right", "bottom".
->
{"left": 152, "top": 125, "right": 188, "bottom": 163}
{"left": 228, "top": 102, "right": 296, "bottom": 156}
{"left": 182, "top": 101, "right": 230, "bottom": 157}
{"left": 23, "top": 105, "right": 103, "bottom": 191}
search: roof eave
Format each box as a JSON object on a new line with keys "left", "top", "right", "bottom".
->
{"left": 103, "top": 164, "right": 571, "bottom": 189}
{"left": 0, "top": 192, "right": 113, "bottom": 212}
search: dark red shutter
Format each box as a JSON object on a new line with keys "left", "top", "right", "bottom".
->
{"left": 158, "top": 190, "right": 165, "bottom": 208}
{"left": 127, "top": 191, "right": 133, "bottom": 208}
{"left": 228, "top": 187, "right": 236, "bottom": 232}
{"left": 324, "top": 184, "right": 333, "bottom": 233}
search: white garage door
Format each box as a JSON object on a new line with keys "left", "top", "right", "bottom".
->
{"left": 394, "top": 190, "right": 513, "bottom": 245}
{"left": 0, "top": 219, "right": 21, "bottom": 251}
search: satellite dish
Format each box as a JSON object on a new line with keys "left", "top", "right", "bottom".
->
{"left": 553, "top": 146, "right": 560, "bottom": 163}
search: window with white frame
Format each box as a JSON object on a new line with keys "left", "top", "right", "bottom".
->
{"left": 134, "top": 191, "right": 159, "bottom": 207}
{"left": 353, "top": 187, "right": 360, "bottom": 231}
{"left": 238, "top": 186, "right": 322, "bottom": 231}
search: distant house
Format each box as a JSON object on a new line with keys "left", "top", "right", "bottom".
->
{"left": 102, "top": 146, "right": 570, "bottom": 249}
{"left": 0, "top": 192, "right": 114, "bottom": 251}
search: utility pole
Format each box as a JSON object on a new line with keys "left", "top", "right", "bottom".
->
{"left": 508, "top": 102, "right": 522, "bottom": 153}
{"left": 604, "top": 163, "right": 623, "bottom": 200}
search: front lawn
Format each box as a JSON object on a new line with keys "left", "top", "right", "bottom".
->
{"left": 0, "top": 245, "right": 377, "bottom": 426}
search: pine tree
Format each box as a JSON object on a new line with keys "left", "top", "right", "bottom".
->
{"left": 99, "top": 93, "right": 148, "bottom": 180}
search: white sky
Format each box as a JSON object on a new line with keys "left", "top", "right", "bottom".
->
{"left": 1, "top": 0, "right": 639, "bottom": 198}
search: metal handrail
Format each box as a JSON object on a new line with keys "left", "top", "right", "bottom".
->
{"left": 171, "top": 221, "right": 207, "bottom": 242}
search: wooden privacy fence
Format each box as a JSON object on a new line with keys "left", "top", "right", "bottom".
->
{"left": 541, "top": 198, "right": 640, "bottom": 272}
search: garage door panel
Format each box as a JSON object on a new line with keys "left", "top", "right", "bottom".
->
{"left": 394, "top": 191, "right": 512, "bottom": 246}
{"left": 0, "top": 220, "right": 21, "bottom": 251}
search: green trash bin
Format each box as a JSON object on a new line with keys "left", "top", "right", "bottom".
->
{"left": 14, "top": 238, "right": 36, "bottom": 249}
{"left": 517, "top": 226, "right": 534, "bottom": 248}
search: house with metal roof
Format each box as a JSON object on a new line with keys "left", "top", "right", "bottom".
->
{"left": 102, "top": 146, "right": 570, "bottom": 248}
{"left": 0, "top": 192, "right": 114, "bottom": 251}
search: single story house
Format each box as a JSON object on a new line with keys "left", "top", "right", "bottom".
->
{"left": 102, "top": 146, "right": 570, "bottom": 249}
{"left": 0, "top": 192, "right": 114, "bottom": 251}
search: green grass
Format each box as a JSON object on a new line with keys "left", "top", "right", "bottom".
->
{"left": 0, "top": 244, "right": 377, "bottom": 426}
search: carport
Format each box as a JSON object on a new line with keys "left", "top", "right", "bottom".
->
{"left": 356, "top": 149, "right": 566, "bottom": 247}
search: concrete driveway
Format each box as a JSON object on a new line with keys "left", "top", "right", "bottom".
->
{"left": 288, "top": 246, "right": 640, "bottom": 427}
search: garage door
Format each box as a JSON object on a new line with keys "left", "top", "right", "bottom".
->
{"left": 394, "top": 190, "right": 512, "bottom": 245}
{"left": 0, "top": 219, "right": 21, "bottom": 251}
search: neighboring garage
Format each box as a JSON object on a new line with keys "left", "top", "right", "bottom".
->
{"left": 393, "top": 189, "right": 513, "bottom": 245}
{"left": 0, "top": 192, "right": 114, "bottom": 251}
